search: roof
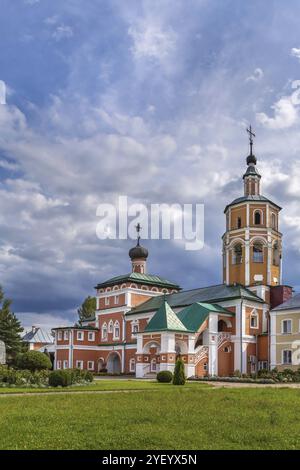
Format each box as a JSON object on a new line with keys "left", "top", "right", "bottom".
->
{"left": 144, "top": 301, "right": 189, "bottom": 333}
{"left": 177, "top": 302, "right": 234, "bottom": 332}
{"left": 22, "top": 328, "right": 54, "bottom": 344}
{"left": 52, "top": 325, "right": 98, "bottom": 331}
{"left": 272, "top": 293, "right": 300, "bottom": 311}
{"left": 224, "top": 195, "right": 282, "bottom": 213}
{"left": 126, "top": 283, "right": 263, "bottom": 316}
{"left": 95, "top": 272, "right": 180, "bottom": 290}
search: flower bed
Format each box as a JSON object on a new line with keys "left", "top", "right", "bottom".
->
{"left": 189, "top": 368, "right": 300, "bottom": 384}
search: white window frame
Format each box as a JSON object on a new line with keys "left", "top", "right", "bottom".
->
{"left": 129, "top": 358, "right": 136, "bottom": 373}
{"left": 87, "top": 361, "right": 94, "bottom": 371}
{"left": 131, "top": 320, "right": 139, "bottom": 335}
{"left": 108, "top": 320, "right": 113, "bottom": 333}
{"left": 77, "top": 331, "right": 84, "bottom": 341}
{"left": 88, "top": 331, "right": 95, "bottom": 342}
{"left": 114, "top": 295, "right": 119, "bottom": 304}
{"left": 282, "top": 319, "right": 292, "bottom": 335}
{"left": 102, "top": 322, "right": 108, "bottom": 341}
{"left": 282, "top": 349, "right": 292, "bottom": 365}
{"left": 57, "top": 331, "right": 62, "bottom": 341}
{"left": 253, "top": 209, "right": 263, "bottom": 225}
{"left": 57, "top": 360, "right": 62, "bottom": 369}
{"left": 63, "top": 360, "right": 68, "bottom": 369}
{"left": 258, "top": 361, "right": 268, "bottom": 371}
{"left": 250, "top": 310, "right": 259, "bottom": 329}
{"left": 113, "top": 321, "right": 120, "bottom": 340}
{"left": 63, "top": 331, "right": 69, "bottom": 341}
{"left": 76, "top": 360, "right": 84, "bottom": 370}
{"left": 105, "top": 297, "right": 109, "bottom": 306}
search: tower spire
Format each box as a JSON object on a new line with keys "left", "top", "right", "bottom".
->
{"left": 129, "top": 223, "right": 148, "bottom": 274}
{"left": 246, "top": 125, "right": 255, "bottom": 157}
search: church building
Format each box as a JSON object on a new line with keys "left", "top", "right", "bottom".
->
{"left": 53, "top": 129, "right": 294, "bottom": 377}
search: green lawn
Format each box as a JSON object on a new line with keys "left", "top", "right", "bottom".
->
{"left": 0, "top": 383, "right": 300, "bottom": 449}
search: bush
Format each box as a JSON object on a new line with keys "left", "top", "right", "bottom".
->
{"left": 157, "top": 370, "right": 173, "bottom": 383}
{"left": 16, "top": 351, "right": 52, "bottom": 371}
{"left": 49, "top": 370, "right": 72, "bottom": 387}
{"left": 173, "top": 358, "right": 186, "bottom": 385}
{"left": 0, "top": 365, "right": 50, "bottom": 386}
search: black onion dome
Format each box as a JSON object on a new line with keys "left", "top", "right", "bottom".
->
{"left": 246, "top": 153, "right": 257, "bottom": 166}
{"left": 129, "top": 241, "right": 149, "bottom": 260}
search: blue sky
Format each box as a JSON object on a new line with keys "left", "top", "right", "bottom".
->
{"left": 1, "top": 0, "right": 300, "bottom": 330}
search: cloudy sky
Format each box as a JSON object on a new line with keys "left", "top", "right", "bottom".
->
{"left": 1, "top": 0, "right": 300, "bottom": 330}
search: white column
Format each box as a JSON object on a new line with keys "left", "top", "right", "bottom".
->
{"left": 69, "top": 330, "right": 73, "bottom": 369}
{"left": 245, "top": 228, "right": 250, "bottom": 286}
{"left": 208, "top": 314, "right": 218, "bottom": 376}
{"left": 270, "top": 312, "right": 277, "bottom": 369}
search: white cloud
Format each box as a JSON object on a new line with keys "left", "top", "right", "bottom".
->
{"left": 0, "top": 80, "right": 6, "bottom": 104}
{"left": 256, "top": 83, "right": 300, "bottom": 129}
{"left": 128, "top": 21, "right": 176, "bottom": 62}
{"left": 291, "top": 48, "right": 300, "bottom": 60}
{"left": 246, "top": 68, "right": 264, "bottom": 82}
{"left": 52, "top": 25, "right": 74, "bottom": 42}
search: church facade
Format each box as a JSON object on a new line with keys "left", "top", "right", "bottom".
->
{"left": 53, "top": 134, "right": 294, "bottom": 377}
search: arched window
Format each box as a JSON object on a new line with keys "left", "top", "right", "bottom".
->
{"left": 254, "top": 210, "right": 261, "bottom": 225}
{"left": 273, "top": 242, "right": 280, "bottom": 266}
{"left": 129, "top": 358, "right": 135, "bottom": 373}
{"left": 218, "top": 320, "right": 227, "bottom": 332}
{"left": 232, "top": 243, "right": 242, "bottom": 264}
{"left": 101, "top": 322, "right": 107, "bottom": 340}
{"left": 237, "top": 217, "right": 242, "bottom": 229}
{"left": 250, "top": 310, "right": 258, "bottom": 328}
{"left": 108, "top": 320, "right": 113, "bottom": 333}
{"left": 271, "top": 213, "right": 276, "bottom": 230}
{"left": 113, "top": 321, "right": 120, "bottom": 339}
{"left": 253, "top": 242, "right": 263, "bottom": 263}
{"left": 131, "top": 321, "right": 139, "bottom": 334}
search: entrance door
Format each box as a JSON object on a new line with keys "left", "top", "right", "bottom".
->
{"left": 107, "top": 353, "right": 121, "bottom": 374}
{"left": 150, "top": 358, "right": 157, "bottom": 373}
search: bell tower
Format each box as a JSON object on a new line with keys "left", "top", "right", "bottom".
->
{"left": 222, "top": 127, "right": 282, "bottom": 288}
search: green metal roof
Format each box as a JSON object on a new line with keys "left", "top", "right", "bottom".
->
{"left": 177, "top": 302, "right": 234, "bottom": 332}
{"left": 126, "top": 283, "right": 263, "bottom": 316}
{"left": 95, "top": 272, "right": 180, "bottom": 290}
{"left": 144, "top": 301, "right": 189, "bottom": 333}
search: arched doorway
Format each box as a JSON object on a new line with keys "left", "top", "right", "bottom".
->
{"left": 107, "top": 352, "right": 121, "bottom": 374}
{"left": 97, "top": 358, "right": 105, "bottom": 372}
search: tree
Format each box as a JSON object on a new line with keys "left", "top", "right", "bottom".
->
{"left": 173, "top": 357, "right": 186, "bottom": 385}
{"left": 16, "top": 350, "right": 52, "bottom": 371}
{"left": 77, "top": 296, "right": 96, "bottom": 322}
{"left": 0, "top": 287, "right": 23, "bottom": 361}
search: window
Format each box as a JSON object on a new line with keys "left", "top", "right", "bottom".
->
{"left": 88, "top": 361, "right": 94, "bottom": 370}
{"left": 102, "top": 322, "right": 108, "bottom": 340}
{"left": 203, "top": 363, "right": 208, "bottom": 371}
{"left": 77, "top": 331, "right": 84, "bottom": 341}
{"left": 258, "top": 361, "right": 268, "bottom": 371}
{"left": 57, "top": 331, "right": 62, "bottom": 341}
{"left": 56, "top": 360, "right": 61, "bottom": 369}
{"left": 271, "top": 213, "right": 276, "bottom": 230}
{"left": 105, "top": 297, "right": 109, "bottom": 306}
{"left": 232, "top": 243, "right": 242, "bottom": 264}
{"left": 63, "top": 331, "right": 69, "bottom": 341}
{"left": 114, "top": 321, "right": 120, "bottom": 339}
{"left": 237, "top": 217, "right": 242, "bottom": 229}
{"left": 88, "top": 332, "right": 95, "bottom": 342}
{"left": 282, "top": 319, "right": 292, "bottom": 334}
{"left": 283, "top": 350, "right": 292, "bottom": 365}
{"left": 63, "top": 360, "right": 68, "bottom": 369}
{"left": 76, "top": 360, "right": 84, "bottom": 370}
{"left": 250, "top": 311, "right": 258, "bottom": 329}
{"left": 273, "top": 242, "right": 280, "bottom": 266}
{"left": 129, "top": 358, "right": 136, "bottom": 373}
{"left": 108, "top": 320, "right": 113, "bottom": 333}
{"left": 254, "top": 210, "right": 261, "bottom": 225}
{"left": 131, "top": 321, "right": 139, "bottom": 334}
{"left": 114, "top": 295, "right": 119, "bottom": 304}
{"left": 253, "top": 243, "right": 263, "bottom": 263}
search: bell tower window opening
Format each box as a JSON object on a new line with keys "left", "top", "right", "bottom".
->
{"left": 237, "top": 217, "right": 242, "bottom": 229}
{"left": 254, "top": 210, "right": 262, "bottom": 225}
{"left": 232, "top": 243, "right": 243, "bottom": 265}
{"left": 271, "top": 213, "right": 277, "bottom": 230}
{"left": 253, "top": 242, "right": 263, "bottom": 263}
{"left": 273, "top": 242, "right": 280, "bottom": 266}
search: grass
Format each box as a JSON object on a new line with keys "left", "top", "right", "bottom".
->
{"left": 0, "top": 379, "right": 200, "bottom": 394}
{"left": 0, "top": 383, "right": 300, "bottom": 449}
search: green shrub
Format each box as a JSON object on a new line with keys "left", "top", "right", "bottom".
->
{"left": 16, "top": 351, "right": 52, "bottom": 371}
{"left": 173, "top": 358, "right": 186, "bottom": 385}
{"left": 157, "top": 370, "right": 173, "bottom": 383}
{"left": 49, "top": 370, "right": 72, "bottom": 387}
